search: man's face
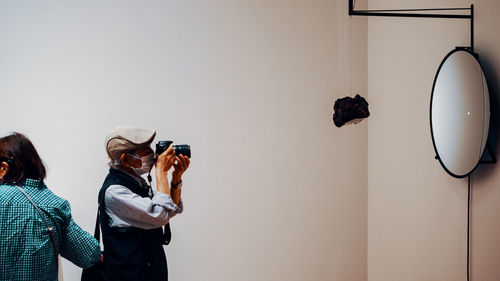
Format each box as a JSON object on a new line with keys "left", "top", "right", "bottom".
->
{"left": 124, "top": 147, "right": 154, "bottom": 169}
{"left": 133, "top": 147, "right": 154, "bottom": 157}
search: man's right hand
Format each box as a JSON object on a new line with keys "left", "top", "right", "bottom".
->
{"left": 155, "top": 146, "right": 176, "bottom": 174}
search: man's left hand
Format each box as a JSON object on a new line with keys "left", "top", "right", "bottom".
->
{"left": 172, "top": 154, "right": 190, "bottom": 184}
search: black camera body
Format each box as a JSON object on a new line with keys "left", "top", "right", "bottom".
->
{"left": 156, "top": 141, "right": 191, "bottom": 158}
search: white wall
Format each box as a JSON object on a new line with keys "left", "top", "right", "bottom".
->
{"left": 0, "top": 1, "right": 367, "bottom": 280}
{"left": 367, "top": 0, "right": 500, "bottom": 280}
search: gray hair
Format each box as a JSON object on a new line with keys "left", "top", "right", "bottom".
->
{"left": 108, "top": 158, "right": 123, "bottom": 169}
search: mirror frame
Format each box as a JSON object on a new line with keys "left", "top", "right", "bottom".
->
{"left": 429, "top": 48, "right": 490, "bottom": 178}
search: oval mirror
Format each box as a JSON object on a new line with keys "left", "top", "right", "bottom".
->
{"left": 430, "top": 48, "right": 490, "bottom": 178}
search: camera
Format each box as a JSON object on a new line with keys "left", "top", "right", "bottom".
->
{"left": 156, "top": 141, "right": 191, "bottom": 158}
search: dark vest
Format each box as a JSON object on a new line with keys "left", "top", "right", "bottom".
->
{"left": 98, "top": 168, "right": 168, "bottom": 281}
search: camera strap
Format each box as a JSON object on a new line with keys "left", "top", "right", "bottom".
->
{"left": 145, "top": 166, "right": 172, "bottom": 246}
{"left": 147, "top": 164, "right": 154, "bottom": 185}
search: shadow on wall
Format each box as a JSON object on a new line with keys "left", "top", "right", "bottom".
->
{"left": 476, "top": 53, "right": 499, "bottom": 179}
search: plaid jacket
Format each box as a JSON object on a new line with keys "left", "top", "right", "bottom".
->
{"left": 0, "top": 179, "right": 101, "bottom": 281}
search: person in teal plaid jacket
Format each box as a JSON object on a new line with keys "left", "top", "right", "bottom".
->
{"left": 0, "top": 132, "right": 101, "bottom": 280}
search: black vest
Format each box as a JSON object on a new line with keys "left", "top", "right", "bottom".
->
{"left": 98, "top": 168, "right": 168, "bottom": 281}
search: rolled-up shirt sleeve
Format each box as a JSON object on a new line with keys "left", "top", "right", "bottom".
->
{"left": 104, "top": 185, "right": 183, "bottom": 230}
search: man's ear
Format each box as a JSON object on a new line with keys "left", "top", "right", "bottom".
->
{"left": 0, "top": 161, "right": 9, "bottom": 179}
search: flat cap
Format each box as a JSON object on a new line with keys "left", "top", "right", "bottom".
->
{"left": 105, "top": 126, "right": 156, "bottom": 159}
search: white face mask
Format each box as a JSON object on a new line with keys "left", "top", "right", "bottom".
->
{"left": 127, "top": 153, "right": 154, "bottom": 176}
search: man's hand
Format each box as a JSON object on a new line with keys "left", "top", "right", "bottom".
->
{"left": 172, "top": 154, "right": 190, "bottom": 185}
{"left": 155, "top": 146, "right": 176, "bottom": 174}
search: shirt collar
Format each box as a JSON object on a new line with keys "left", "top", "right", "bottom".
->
{"left": 23, "top": 178, "right": 46, "bottom": 189}
{"left": 109, "top": 167, "right": 149, "bottom": 190}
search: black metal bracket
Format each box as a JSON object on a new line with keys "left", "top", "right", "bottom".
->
{"left": 480, "top": 143, "right": 497, "bottom": 164}
{"left": 348, "top": 0, "right": 474, "bottom": 52}
{"left": 348, "top": 1, "right": 495, "bottom": 165}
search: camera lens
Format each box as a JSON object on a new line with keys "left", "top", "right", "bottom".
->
{"left": 173, "top": 144, "right": 191, "bottom": 158}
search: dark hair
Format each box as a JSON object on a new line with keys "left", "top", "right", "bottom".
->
{"left": 0, "top": 132, "right": 46, "bottom": 184}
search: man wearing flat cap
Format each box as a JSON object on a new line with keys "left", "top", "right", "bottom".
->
{"left": 98, "top": 126, "right": 190, "bottom": 281}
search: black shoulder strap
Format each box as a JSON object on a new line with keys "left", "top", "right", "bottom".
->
{"left": 93, "top": 209, "right": 101, "bottom": 242}
{"left": 163, "top": 223, "right": 171, "bottom": 245}
{"left": 15, "top": 186, "right": 60, "bottom": 263}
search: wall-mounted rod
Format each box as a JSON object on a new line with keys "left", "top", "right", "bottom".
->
{"left": 348, "top": 0, "right": 471, "bottom": 19}
{"left": 354, "top": 8, "right": 471, "bottom": 13}
{"left": 348, "top": 1, "right": 474, "bottom": 54}
{"left": 471, "top": 4, "right": 474, "bottom": 53}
